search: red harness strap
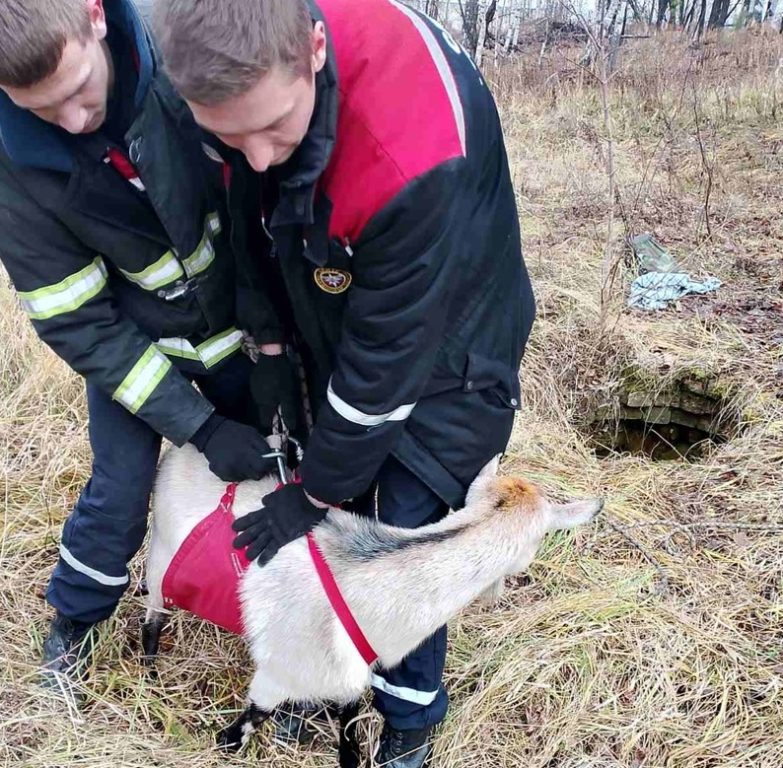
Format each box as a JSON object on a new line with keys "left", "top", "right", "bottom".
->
{"left": 163, "top": 483, "right": 379, "bottom": 666}
{"left": 161, "top": 483, "right": 249, "bottom": 635}
{"left": 306, "top": 532, "right": 379, "bottom": 665}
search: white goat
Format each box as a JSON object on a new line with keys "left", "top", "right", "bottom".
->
{"left": 145, "top": 445, "right": 602, "bottom": 765}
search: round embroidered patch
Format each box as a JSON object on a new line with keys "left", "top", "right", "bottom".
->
{"left": 314, "top": 268, "right": 352, "bottom": 294}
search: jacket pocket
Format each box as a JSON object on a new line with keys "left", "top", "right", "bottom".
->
{"left": 462, "top": 352, "right": 521, "bottom": 410}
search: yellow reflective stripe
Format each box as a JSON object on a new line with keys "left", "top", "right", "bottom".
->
{"left": 119, "top": 250, "right": 184, "bottom": 291}
{"left": 196, "top": 328, "right": 243, "bottom": 368}
{"left": 113, "top": 345, "right": 172, "bottom": 414}
{"left": 18, "top": 257, "right": 108, "bottom": 321}
{"left": 183, "top": 212, "right": 220, "bottom": 278}
{"left": 207, "top": 212, "right": 222, "bottom": 236}
{"left": 155, "top": 337, "right": 200, "bottom": 361}
{"left": 156, "top": 327, "right": 242, "bottom": 369}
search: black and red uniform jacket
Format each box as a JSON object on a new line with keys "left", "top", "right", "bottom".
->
{"left": 242, "top": 0, "right": 536, "bottom": 508}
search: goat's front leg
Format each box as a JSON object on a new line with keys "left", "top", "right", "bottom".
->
{"left": 338, "top": 701, "right": 363, "bottom": 768}
{"left": 216, "top": 703, "right": 271, "bottom": 752}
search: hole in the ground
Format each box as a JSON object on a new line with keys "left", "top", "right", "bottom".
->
{"left": 585, "top": 371, "right": 737, "bottom": 462}
{"left": 590, "top": 418, "right": 726, "bottom": 461}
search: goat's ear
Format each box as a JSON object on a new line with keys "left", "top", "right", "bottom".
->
{"left": 464, "top": 456, "right": 502, "bottom": 507}
{"left": 477, "top": 455, "right": 501, "bottom": 480}
{"left": 550, "top": 498, "right": 604, "bottom": 530}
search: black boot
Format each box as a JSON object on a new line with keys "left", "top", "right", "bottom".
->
{"left": 271, "top": 702, "right": 337, "bottom": 745}
{"left": 376, "top": 723, "right": 433, "bottom": 768}
{"left": 40, "top": 611, "right": 98, "bottom": 698}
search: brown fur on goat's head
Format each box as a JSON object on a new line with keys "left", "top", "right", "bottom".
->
{"left": 465, "top": 464, "right": 603, "bottom": 534}
{"left": 493, "top": 476, "right": 543, "bottom": 512}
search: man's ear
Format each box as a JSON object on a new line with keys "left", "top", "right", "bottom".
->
{"left": 312, "top": 21, "right": 327, "bottom": 74}
{"left": 87, "top": 0, "right": 108, "bottom": 41}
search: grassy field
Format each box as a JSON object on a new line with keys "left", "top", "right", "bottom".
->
{"left": 2, "top": 29, "right": 782, "bottom": 768}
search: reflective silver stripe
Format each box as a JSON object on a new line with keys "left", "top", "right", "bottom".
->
{"left": 156, "top": 327, "right": 243, "bottom": 369}
{"left": 370, "top": 673, "right": 439, "bottom": 706}
{"left": 119, "top": 250, "right": 184, "bottom": 291}
{"left": 59, "top": 543, "right": 129, "bottom": 587}
{"left": 387, "top": 1, "right": 466, "bottom": 156}
{"left": 113, "top": 345, "right": 172, "bottom": 414}
{"left": 327, "top": 379, "right": 416, "bottom": 427}
{"left": 18, "top": 258, "right": 108, "bottom": 321}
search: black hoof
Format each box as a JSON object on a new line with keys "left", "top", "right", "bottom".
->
{"left": 216, "top": 724, "right": 244, "bottom": 752}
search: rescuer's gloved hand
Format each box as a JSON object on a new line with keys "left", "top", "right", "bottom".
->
{"left": 190, "top": 414, "right": 277, "bottom": 482}
{"left": 232, "top": 483, "right": 328, "bottom": 567}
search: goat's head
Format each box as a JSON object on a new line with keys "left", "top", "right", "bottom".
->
{"left": 465, "top": 458, "right": 603, "bottom": 542}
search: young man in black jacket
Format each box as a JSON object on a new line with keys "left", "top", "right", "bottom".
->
{"left": 0, "top": 0, "right": 288, "bottom": 690}
{"left": 154, "top": 1, "right": 536, "bottom": 764}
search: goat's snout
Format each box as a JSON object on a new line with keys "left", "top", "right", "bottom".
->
{"left": 549, "top": 497, "right": 604, "bottom": 531}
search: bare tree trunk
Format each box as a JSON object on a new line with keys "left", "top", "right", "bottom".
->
{"left": 769, "top": 0, "right": 783, "bottom": 27}
{"left": 475, "top": 0, "right": 490, "bottom": 66}
{"left": 709, "top": 0, "right": 731, "bottom": 26}
{"left": 459, "top": 0, "right": 480, "bottom": 58}
{"left": 656, "top": 0, "right": 671, "bottom": 27}
{"left": 694, "top": 0, "right": 709, "bottom": 35}
{"left": 443, "top": 0, "right": 453, "bottom": 26}
{"left": 504, "top": 8, "right": 519, "bottom": 52}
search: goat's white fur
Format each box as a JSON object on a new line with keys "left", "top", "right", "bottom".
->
{"left": 146, "top": 445, "right": 601, "bottom": 713}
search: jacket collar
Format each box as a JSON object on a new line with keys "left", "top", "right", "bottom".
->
{"left": 270, "top": 0, "right": 338, "bottom": 229}
{"left": 0, "top": 0, "right": 157, "bottom": 173}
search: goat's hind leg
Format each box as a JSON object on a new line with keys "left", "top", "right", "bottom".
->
{"left": 141, "top": 608, "right": 169, "bottom": 667}
{"left": 217, "top": 703, "right": 271, "bottom": 752}
{"left": 338, "top": 701, "right": 363, "bottom": 768}
{"left": 216, "top": 670, "right": 280, "bottom": 752}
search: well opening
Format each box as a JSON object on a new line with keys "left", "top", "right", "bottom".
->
{"left": 586, "top": 372, "right": 736, "bottom": 462}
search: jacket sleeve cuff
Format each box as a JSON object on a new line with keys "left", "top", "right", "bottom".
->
{"left": 169, "top": 400, "right": 216, "bottom": 447}
{"left": 252, "top": 329, "right": 285, "bottom": 346}
{"left": 297, "top": 418, "right": 402, "bottom": 505}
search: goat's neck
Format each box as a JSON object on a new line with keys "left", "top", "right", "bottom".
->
{"left": 351, "top": 505, "right": 541, "bottom": 665}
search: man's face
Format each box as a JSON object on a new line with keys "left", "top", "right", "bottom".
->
{"left": 189, "top": 23, "right": 327, "bottom": 174}
{"left": 2, "top": 1, "right": 112, "bottom": 135}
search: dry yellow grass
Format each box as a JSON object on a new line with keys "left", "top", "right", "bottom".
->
{"left": 2, "top": 29, "right": 782, "bottom": 768}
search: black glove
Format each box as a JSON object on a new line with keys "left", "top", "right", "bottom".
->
{"left": 190, "top": 414, "right": 277, "bottom": 482}
{"left": 232, "top": 483, "right": 328, "bottom": 567}
{"left": 249, "top": 353, "right": 300, "bottom": 435}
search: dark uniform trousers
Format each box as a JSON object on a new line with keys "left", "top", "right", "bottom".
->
{"left": 47, "top": 354, "right": 256, "bottom": 625}
{"left": 354, "top": 458, "right": 450, "bottom": 731}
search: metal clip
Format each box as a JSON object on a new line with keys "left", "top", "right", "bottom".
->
{"left": 263, "top": 450, "right": 289, "bottom": 486}
{"left": 157, "top": 276, "right": 201, "bottom": 302}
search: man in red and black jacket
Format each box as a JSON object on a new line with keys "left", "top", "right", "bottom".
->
{"left": 155, "top": 0, "right": 536, "bottom": 763}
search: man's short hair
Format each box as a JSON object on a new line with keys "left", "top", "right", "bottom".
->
{"left": 0, "top": 0, "right": 91, "bottom": 88}
{"left": 152, "top": 0, "right": 314, "bottom": 106}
